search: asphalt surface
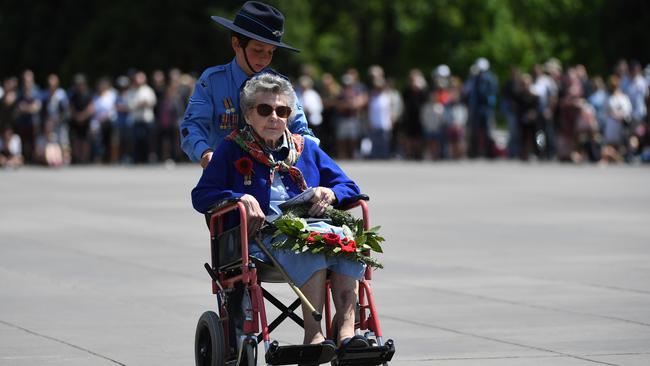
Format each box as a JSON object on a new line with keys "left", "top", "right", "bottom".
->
{"left": 1, "top": 161, "right": 649, "bottom": 366}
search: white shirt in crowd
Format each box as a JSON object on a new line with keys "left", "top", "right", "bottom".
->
{"left": 368, "top": 90, "right": 392, "bottom": 131}
{"left": 299, "top": 88, "right": 323, "bottom": 126}
{"left": 127, "top": 84, "right": 156, "bottom": 123}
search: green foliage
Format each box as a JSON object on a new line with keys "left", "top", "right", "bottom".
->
{"left": 271, "top": 205, "right": 385, "bottom": 268}
{"left": 1, "top": 0, "right": 648, "bottom": 84}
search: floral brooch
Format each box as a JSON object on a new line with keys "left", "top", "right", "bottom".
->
{"left": 234, "top": 157, "right": 253, "bottom": 185}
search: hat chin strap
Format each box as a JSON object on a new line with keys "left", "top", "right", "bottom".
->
{"left": 243, "top": 44, "right": 262, "bottom": 75}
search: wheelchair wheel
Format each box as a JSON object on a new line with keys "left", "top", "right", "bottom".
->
{"left": 195, "top": 311, "right": 226, "bottom": 366}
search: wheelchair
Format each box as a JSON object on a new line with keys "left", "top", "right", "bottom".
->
{"left": 195, "top": 195, "right": 395, "bottom": 366}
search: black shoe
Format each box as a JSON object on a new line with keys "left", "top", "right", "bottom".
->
{"left": 337, "top": 335, "right": 369, "bottom": 355}
{"left": 296, "top": 340, "right": 336, "bottom": 366}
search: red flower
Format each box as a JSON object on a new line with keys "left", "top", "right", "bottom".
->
{"left": 234, "top": 157, "right": 254, "bottom": 175}
{"left": 323, "top": 233, "right": 341, "bottom": 246}
{"left": 339, "top": 238, "right": 356, "bottom": 253}
{"left": 306, "top": 232, "right": 321, "bottom": 244}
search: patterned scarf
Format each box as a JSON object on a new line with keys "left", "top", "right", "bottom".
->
{"left": 226, "top": 126, "right": 308, "bottom": 191}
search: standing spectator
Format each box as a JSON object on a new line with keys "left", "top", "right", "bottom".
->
{"left": 68, "top": 74, "right": 94, "bottom": 164}
{"left": 41, "top": 73, "right": 70, "bottom": 164}
{"left": 151, "top": 69, "right": 167, "bottom": 162}
{"left": 574, "top": 99, "right": 601, "bottom": 163}
{"left": 419, "top": 90, "right": 445, "bottom": 160}
{"left": 114, "top": 75, "right": 134, "bottom": 164}
{"left": 385, "top": 77, "right": 404, "bottom": 157}
{"left": 401, "top": 69, "right": 428, "bottom": 159}
{"left": 445, "top": 77, "right": 468, "bottom": 159}
{"left": 128, "top": 71, "right": 156, "bottom": 164}
{"left": 318, "top": 72, "right": 341, "bottom": 156}
{"left": 514, "top": 73, "right": 541, "bottom": 161}
{"left": 614, "top": 59, "right": 631, "bottom": 95}
{"left": 501, "top": 67, "right": 521, "bottom": 158}
{"left": 626, "top": 61, "right": 648, "bottom": 158}
{"left": 367, "top": 77, "right": 392, "bottom": 159}
{"left": 555, "top": 67, "right": 584, "bottom": 161}
{"left": 587, "top": 76, "right": 609, "bottom": 134}
{"left": 601, "top": 75, "right": 632, "bottom": 163}
{"left": 532, "top": 63, "right": 558, "bottom": 159}
{"left": 156, "top": 82, "right": 184, "bottom": 162}
{"left": 335, "top": 69, "right": 367, "bottom": 159}
{"left": 0, "top": 77, "right": 19, "bottom": 135}
{"left": 464, "top": 58, "right": 498, "bottom": 158}
{"left": 92, "top": 77, "right": 117, "bottom": 163}
{"left": 15, "top": 70, "right": 42, "bottom": 163}
{"left": 297, "top": 75, "right": 324, "bottom": 140}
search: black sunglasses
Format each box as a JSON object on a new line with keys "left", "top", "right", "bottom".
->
{"left": 255, "top": 103, "right": 292, "bottom": 118}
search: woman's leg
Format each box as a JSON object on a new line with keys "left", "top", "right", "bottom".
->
{"left": 330, "top": 272, "right": 358, "bottom": 344}
{"left": 300, "top": 269, "right": 327, "bottom": 344}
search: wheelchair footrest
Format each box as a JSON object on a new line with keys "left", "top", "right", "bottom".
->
{"left": 265, "top": 340, "right": 336, "bottom": 365}
{"left": 335, "top": 339, "right": 395, "bottom": 366}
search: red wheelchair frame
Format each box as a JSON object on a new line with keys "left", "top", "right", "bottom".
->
{"left": 195, "top": 197, "right": 395, "bottom": 366}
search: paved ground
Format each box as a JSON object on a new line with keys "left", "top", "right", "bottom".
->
{"left": 1, "top": 161, "right": 649, "bottom": 366}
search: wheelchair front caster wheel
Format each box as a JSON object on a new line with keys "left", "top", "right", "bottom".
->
{"left": 195, "top": 311, "right": 226, "bottom": 366}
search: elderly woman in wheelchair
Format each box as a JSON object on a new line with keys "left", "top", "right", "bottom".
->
{"left": 192, "top": 73, "right": 394, "bottom": 365}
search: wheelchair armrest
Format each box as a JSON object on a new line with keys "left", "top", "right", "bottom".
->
{"left": 206, "top": 197, "right": 241, "bottom": 214}
{"left": 338, "top": 194, "right": 370, "bottom": 211}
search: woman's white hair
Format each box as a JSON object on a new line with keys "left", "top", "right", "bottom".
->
{"left": 240, "top": 73, "right": 296, "bottom": 119}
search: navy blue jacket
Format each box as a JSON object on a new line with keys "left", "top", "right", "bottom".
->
{"left": 192, "top": 137, "right": 361, "bottom": 228}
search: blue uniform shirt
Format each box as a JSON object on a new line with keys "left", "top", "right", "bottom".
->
{"left": 180, "top": 58, "right": 315, "bottom": 162}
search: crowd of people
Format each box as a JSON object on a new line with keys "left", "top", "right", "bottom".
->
{"left": 0, "top": 68, "right": 195, "bottom": 167}
{"left": 1, "top": 58, "right": 649, "bottom": 168}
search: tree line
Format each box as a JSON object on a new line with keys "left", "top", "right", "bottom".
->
{"left": 1, "top": 0, "right": 649, "bottom": 85}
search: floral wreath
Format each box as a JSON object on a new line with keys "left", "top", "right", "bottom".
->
{"left": 271, "top": 204, "right": 385, "bottom": 268}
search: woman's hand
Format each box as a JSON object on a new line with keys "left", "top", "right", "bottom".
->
{"left": 308, "top": 187, "right": 336, "bottom": 217}
{"left": 240, "top": 194, "right": 265, "bottom": 237}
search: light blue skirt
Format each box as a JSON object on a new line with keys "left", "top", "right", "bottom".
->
{"left": 250, "top": 221, "right": 366, "bottom": 287}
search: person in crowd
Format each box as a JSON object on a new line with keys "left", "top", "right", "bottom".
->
{"left": 626, "top": 61, "right": 648, "bottom": 158}
{"left": 41, "top": 73, "right": 70, "bottom": 165}
{"left": 464, "top": 58, "right": 498, "bottom": 159}
{"left": 0, "top": 77, "right": 19, "bottom": 138}
{"left": 156, "top": 79, "right": 185, "bottom": 163}
{"left": 192, "top": 73, "right": 369, "bottom": 351}
{"left": 574, "top": 99, "right": 601, "bottom": 163}
{"left": 335, "top": 69, "right": 367, "bottom": 159}
{"left": 385, "top": 77, "right": 404, "bottom": 157}
{"left": 532, "top": 63, "right": 558, "bottom": 159}
{"left": 180, "top": 1, "right": 313, "bottom": 168}
{"left": 514, "top": 73, "right": 541, "bottom": 161}
{"left": 367, "top": 76, "right": 392, "bottom": 159}
{"left": 501, "top": 67, "right": 521, "bottom": 158}
{"left": 114, "top": 75, "right": 134, "bottom": 164}
{"left": 297, "top": 75, "right": 324, "bottom": 139}
{"left": 587, "top": 76, "right": 609, "bottom": 134}
{"left": 68, "top": 74, "right": 94, "bottom": 164}
{"left": 0, "top": 126, "right": 24, "bottom": 168}
{"left": 318, "top": 72, "right": 341, "bottom": 156}
{"left": 601, "top": 75, "right": 632, "bottom": 163}
{"left": 15, "top": 70, "right": 42, "bottom": 163}
{"left": 34, "top": 117, "right": 66, "bottom": 166}
{"left": 555, "top": 67, "right": 584, "bottom": 161}
{"left": 128, "top": 71, "right": 157, "bottom": 164}
{"left": 445, "top": 77, "right": 468, "bottom": 159}
{"left": 401, "top": 69, "right": 428, "bottom": 159}
{"left": 420, "top": 89, "right": 445, "bottom": 160}
{"left": 92, "top": 77, "right": 117, "bottom": 163}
